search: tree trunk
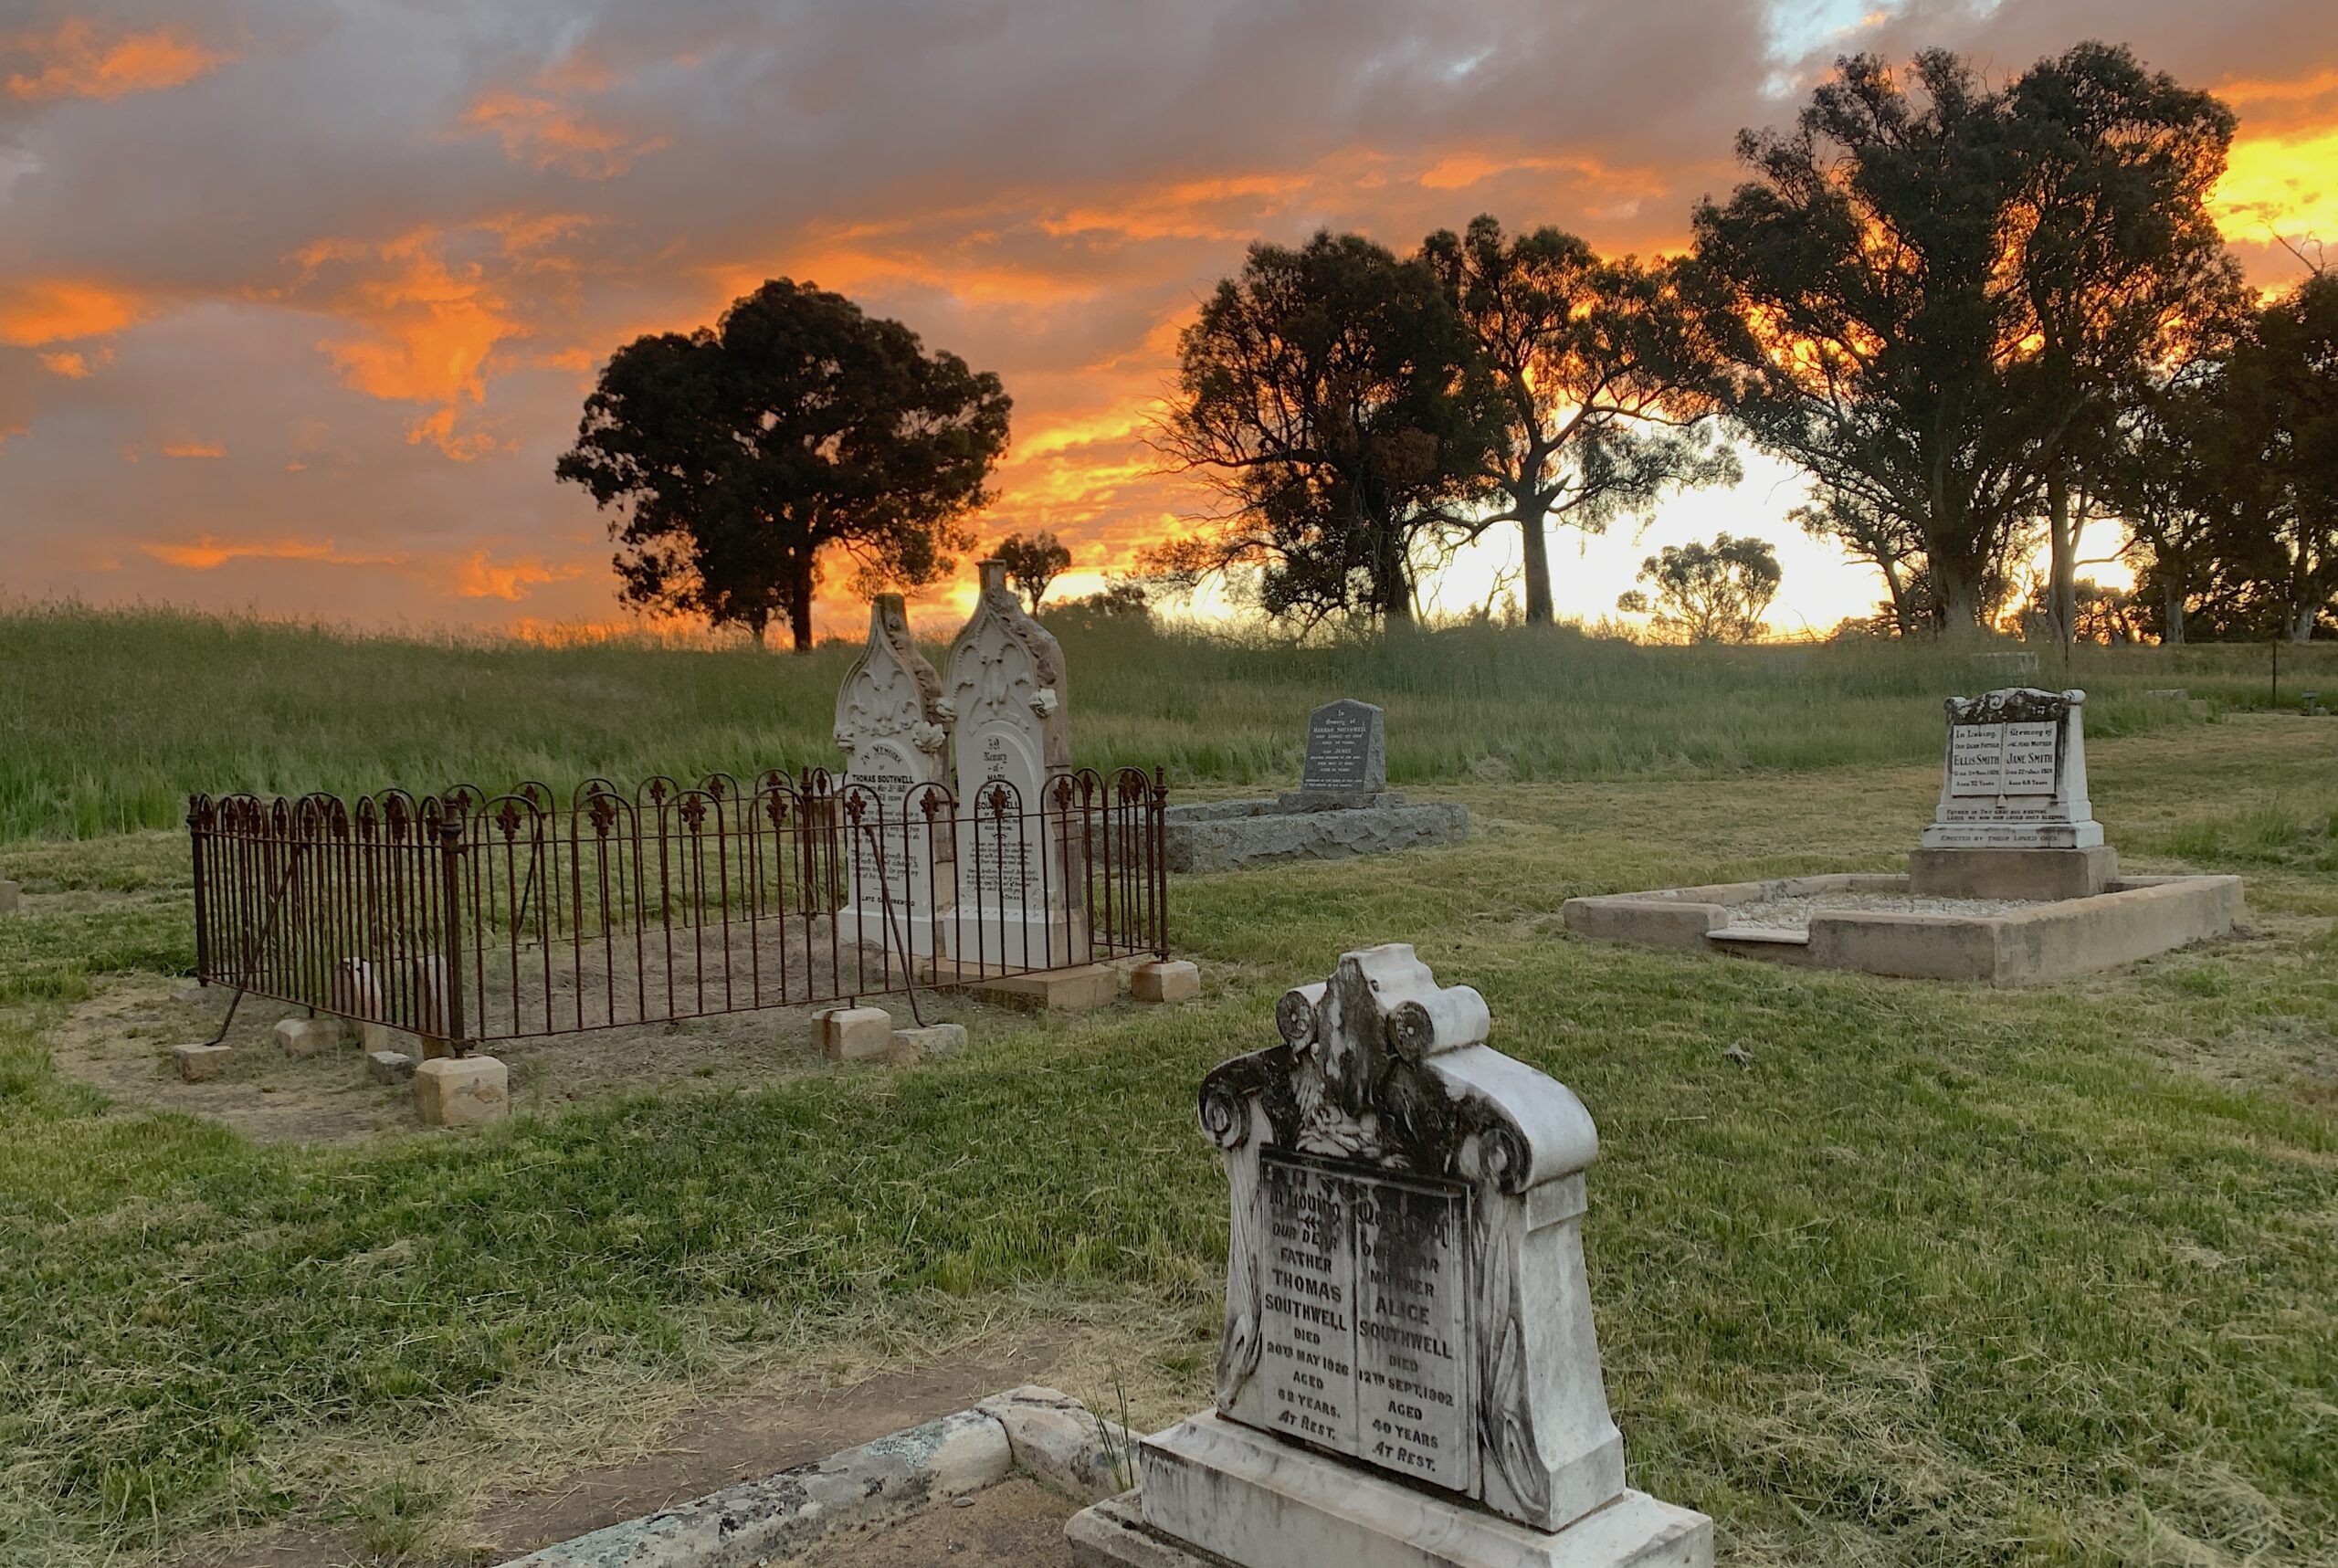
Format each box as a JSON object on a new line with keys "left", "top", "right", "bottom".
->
{"left": 787, "top": 560, "right": 816, "bottom": 653}
{"left": 2295, "top": 605, "right": 2318, "bottom": 643}
{"left": 1880, "top": 557, "right": 1912, "bottom": 637}
{"left": 1520, "top": 509, "right": 1554, "bottom": 626}
{"left": 747, "top": 616, "right": 768, "bottom": 651}
{"left": 2048, "top": 468, "right": 2076, "bottom": 648}
{"left": 1935, "top": 564, "right": 1985, "bottom": 640}
{"left": 2162, "top": 579, "right": 2185, "bottom": 646}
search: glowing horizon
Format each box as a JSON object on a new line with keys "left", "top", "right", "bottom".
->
{"left": 1, "top": 3, "right": 2330, "bottom": 644}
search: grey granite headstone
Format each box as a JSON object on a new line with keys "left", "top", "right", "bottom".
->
{"left": 1300, "top": 700, "right": 1385, "bottom": 799}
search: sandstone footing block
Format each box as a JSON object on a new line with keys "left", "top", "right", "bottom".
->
{"left": 817, "top": 1005, "right": 895, "bottom": 1060}
{"left": 414, "top": 1055, "right": 508, "bottom": 1126}
{"left": 974, "top": 963, "right": 1119, "bottom": 1012}
{"left": 367, "top": 1049, "right": 416, "bottom": 1084}
{"left": 888, "top": 1022, "right": 967, "bottom": 1063}
{"left": 275, "top": 1016, "right": 346, "bottom": 1058}
{"left": 1908, "top": 845, "right": 2117, "bottom": 900}
{"left": 173, "top": 1043, "right": 232, "bottom": 1081}
{"left": 1131, "top": 959, "right": 1200, "bottom": 1004}
{"left": 0, "top": 879, "right": 19, "bottom": 915}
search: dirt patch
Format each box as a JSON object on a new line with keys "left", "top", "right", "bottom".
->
{"left": 49, "top": 973, "right": 982, "bottom": 1145}
{"left": 467, "top": 1357, "right": 1052, "bottom": 1564}
{"left": 800, "top": 1476, "right": 1078, "bottom": 1568}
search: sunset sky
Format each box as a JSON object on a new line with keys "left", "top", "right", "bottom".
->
{"left": 1, "top": 0, "right": 2333, "bottom": 641}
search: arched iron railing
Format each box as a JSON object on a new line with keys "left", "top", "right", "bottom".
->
{"left": 188, "top": 765, "right": 1170, "bottom": 1052}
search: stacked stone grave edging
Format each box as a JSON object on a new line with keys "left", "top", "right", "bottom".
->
{"left": 1163, "top": 700, "right": 1467, "bottom": 873}
{"left": 1557, "top": 687, "right": 2243, "bottom": 984}
{"left": 500, "top": 1386, "right": 1134, "bottom": 1568}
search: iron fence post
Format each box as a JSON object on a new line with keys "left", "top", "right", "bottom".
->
{"left": 187, "top": 798, "right": 211, "bottom": 985}
{"left": 438, "top": 815, "right": 470, "bottom": 1057}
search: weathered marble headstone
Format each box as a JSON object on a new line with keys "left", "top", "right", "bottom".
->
{"left": 941, "top": 560, "right": 1079, "bottom": 964}
{"left": 1921, "top": 687, "right": 2101, "bottom": 850}
{"left": 1068, "top": 943, "right": 1711, "bottom": 1568}
{"left": 834, "top": 594, "right": 953, "bottom": 952}
{"left": 1300, "top": 699, "right": 1386, "bottom": 800}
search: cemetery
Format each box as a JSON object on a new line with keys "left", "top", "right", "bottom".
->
{"left": 8, "top": 11, "right": 2338, "bottom": 1563}
{"left": 3, "top": 614, "right": 2334, "bottom": 1568}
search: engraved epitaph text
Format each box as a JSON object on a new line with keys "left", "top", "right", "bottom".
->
{"left": 1246, "top": 1149, "right": 1471, "bottom": 1491}
{"left": 1302, "top": 700, "right": 1385, "bottom": 793}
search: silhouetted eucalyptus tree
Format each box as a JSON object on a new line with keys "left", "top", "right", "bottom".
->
{"left": 1147, "top": 231, "right": 1503, "bottom": 628}
{"left": 1423, "top": 216, "right": 1738, "bottom": 626}
{"left": 1690, "top": 46, "right": 2242, "bottom": 638}
{"left": 557, "top": 279, "right": 1010, "bottom": 650}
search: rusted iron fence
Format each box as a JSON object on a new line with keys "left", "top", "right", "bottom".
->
{"left": 189, "top": 768, "right": 1169, "bottom": 1052}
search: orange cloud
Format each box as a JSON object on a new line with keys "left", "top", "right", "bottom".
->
{"left": 0, "top": 278, "right": 142, "bottom": 346}
{"left": 4, "top": 17, "right": 227, "bottom": 103}
{"left": 465, "top": 88, "right": 668, "bottom": 178}
{"left": 2215, "top": 124, "right": 2338, "bottom": 247}
{"left": 161, "top": 441, "right": 224, "bottom": 458}
{"left": 287, "top": 218, "right": 588, "bottom": 456}
{"left": 142, "top": 537, "right": 402, "bottom": 571}
{"left": 455, "top": 551, "right": 584, "bottom": 601}
{"left": 37, "top": 350, "right": 90, "bottom": 378}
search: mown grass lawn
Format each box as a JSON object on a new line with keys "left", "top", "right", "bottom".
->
{"left": 1, "top": 616, "right": 2333, "bottom": 1566}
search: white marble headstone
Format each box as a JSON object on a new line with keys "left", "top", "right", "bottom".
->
{"left": 941, "top": 560, "right": 1079, "bottom": 963}
{"left": 1921, "top": 687, "right": 2101, "bottom": 850}
{"left": 1198, "top": 943, "right": 1624, "bottom": 1530}
{"left": 834, "top": 594, "right": 952, "bottom": 952}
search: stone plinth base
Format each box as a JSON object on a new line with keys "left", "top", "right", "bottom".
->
{"left": 1909, "top": 846, "right": 2116, "bottom": 900}
{"left": 1920, "top": 818, "right": 2104, "bottom": 851}
{"left": 1131, "top": 959, "right": 1199, "bottom": 1003}
{"left": 414, "top": 1055, "right": 508, "bottom": 1126}
{"left": 1164, "top": 798, "right": 1467, "bottom": 874}
{"left": 973, "top": 963, "right": 1119, "bottom": 1012}
{"left": 1067, "top": 1415, "right": 1710, "bottom": 1568}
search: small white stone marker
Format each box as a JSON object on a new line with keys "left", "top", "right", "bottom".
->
{"left": 414, "top": 1055, "right": 508, "bottom": 1126}
{"left": 275, "top": 1017, "right": 345, "bottom": 1058}
{"left": 173, "top": 1043, "right": 232, "bottom": 1081}
{"left": 816, "top": 1005, "right": 895, "bottom": 1061}
{"left": 888, "top": 1022, "right": 968, "bottom": 1063}
{"left": 1130, "top": 958, "right": 1200, "bottom": 1004}
{"left": 1069, "top": 943, "right": 1711, "bottom": 1568}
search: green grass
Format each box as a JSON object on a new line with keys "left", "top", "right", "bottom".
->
{"left": 1, "top": 611, "right": 2335, "bottom": 1565}
{"left": 6, "top": 602, "right": 2335, "bottom": 841}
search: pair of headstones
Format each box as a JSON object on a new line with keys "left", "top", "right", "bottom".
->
{"left": 832, "top": 561, "right": 1076, "bottom": 961}
{"left": 1915, "top": 688, "right": 2112, "bottom": 900}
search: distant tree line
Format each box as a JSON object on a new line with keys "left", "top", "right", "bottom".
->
{"left": 1146, "top": 42, "right": 2334, "bottom": 644}
{"left": 554, "top": 41, "right": 2333, "bottom": 648}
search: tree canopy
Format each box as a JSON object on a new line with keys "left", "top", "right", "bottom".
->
{"left": 1689, "top": 45, "right": 2243, "bottom": 638}
{"left": 1618, "top": 532, "right": 1783, "bottom": 644}
{"left": 1145, "top": 231, "right": 1503, "bottom": 628}
{"left": 1423, "top": 216, "right": 1738, "bottom": 626}
{"left": 995, "top": 530, "right": 1074, "bottom": 613}
{"left": 556, "top": 279, "right": 1010, "bottom": 650}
